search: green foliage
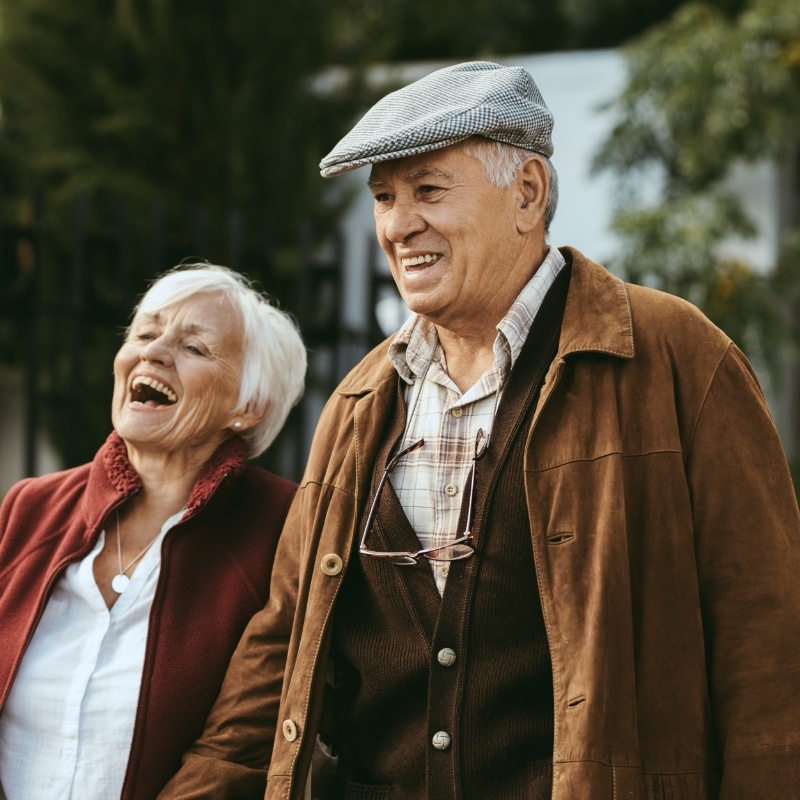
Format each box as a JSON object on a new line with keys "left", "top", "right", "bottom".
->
{"left": 608, "top": 191, "right": 788, "bottom": 373}
{"left": 595, "top": 0, "right": 800, "bottom": 382}
{"left": 330, "top": 0, "right": 745, "bottom": 63}
{"left": 0, "top": 0, "right": 783, "bottom": 475}
{"left": 596, "top": 1, "right": 800, "bottom": 190}
{"left": 0, "top": 0, "right": 373, "bottom": 241}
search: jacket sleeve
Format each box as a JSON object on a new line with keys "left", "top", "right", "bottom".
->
{"left": 684, "top": 342, "right": 800, "bottom": 797}
{"left": 157, "top": 488, "right": 305, "bottom": 799}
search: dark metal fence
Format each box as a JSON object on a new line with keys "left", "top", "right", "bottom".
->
{"left": 0, "top": 185, "right": 384, "bottom": 483}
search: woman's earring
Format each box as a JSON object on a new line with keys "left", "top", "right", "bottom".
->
{"left": 233, "top": 421, "right": 242, "bottom": 430}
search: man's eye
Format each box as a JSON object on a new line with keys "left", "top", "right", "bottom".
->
{"left": 373, "top": 193, "right": 392, "bottom": 203}
{"left": 418, "top": 185, "right": 443, "bottom": 196}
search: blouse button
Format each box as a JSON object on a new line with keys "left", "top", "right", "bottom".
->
{"left": 320, "top": 553, "right": 343, "bottom": 576}
{"left": 451, "top": 407, "right": 463, "bottom": 418}
{"left": 444, "top": 484, "right": 458, "bottom": 497}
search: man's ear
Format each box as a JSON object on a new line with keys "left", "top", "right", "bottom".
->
{"left": 515, "top": 156, "right": 549, "bottom": 235}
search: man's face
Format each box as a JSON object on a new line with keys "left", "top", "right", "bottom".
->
{"left": 369, "top": 143, "right": 526, "bottom": 334}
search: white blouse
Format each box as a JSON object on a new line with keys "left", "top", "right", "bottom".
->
{"left": 0, "top": 509, "right": 183, "bottom": 800}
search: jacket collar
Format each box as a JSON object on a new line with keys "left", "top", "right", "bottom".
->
{"left": 82, "top": 431, "right": 249, "bottom": 526}
{"left": 557, "top": 246, "right": 634, "bottom": 360}
{"left": 337, "top": 247, "right": 634, "bottom": 399}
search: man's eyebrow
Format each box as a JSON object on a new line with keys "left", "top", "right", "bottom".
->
{"left": 406, "top": 166, "right": 449, "bottom": 181}
{"left": 367, "top": 165, "right": 451, "bottom": 189}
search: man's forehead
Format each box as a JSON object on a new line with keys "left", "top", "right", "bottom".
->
{"left": 367, "top": 147, "right": 465, "bottom": 186}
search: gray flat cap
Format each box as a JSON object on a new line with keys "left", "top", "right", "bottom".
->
{"left": 319, "top": 61, "right": 554, "bottom": 177}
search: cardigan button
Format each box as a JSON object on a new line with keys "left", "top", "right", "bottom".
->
{"left": 282, "top": 719, "right": 298, "bottom": 742}
{"left": 437, "top": 647, "right": 457, "bottom": 667}
{"left": 432, "top": 731, "right": 451, "bottom": 750}
{"left": 320, "top": 553, "right": 343, "bottom": 576}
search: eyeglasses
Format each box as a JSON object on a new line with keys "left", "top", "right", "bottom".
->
{"left": 358, "top": 429, "right": 488, "bottom": 565}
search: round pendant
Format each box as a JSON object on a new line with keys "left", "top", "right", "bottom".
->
{"left": 111, "top": 573, "right": 130, "bottom": 594}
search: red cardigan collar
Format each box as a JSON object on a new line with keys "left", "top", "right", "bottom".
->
{"left": 83, "top": 431, "right": 249, "bottom": 527}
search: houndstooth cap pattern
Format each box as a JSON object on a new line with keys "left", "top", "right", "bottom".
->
{"left": 319, "top": 61, "right": 554, "bottom": 178}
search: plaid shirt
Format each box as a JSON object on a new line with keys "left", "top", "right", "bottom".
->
{"left": 386, "top": 246, "right": 565, "bottom": 593}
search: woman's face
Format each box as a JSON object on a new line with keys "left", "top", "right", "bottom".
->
{"left": 112, "top": 292, "right": 246, "bottom": 459}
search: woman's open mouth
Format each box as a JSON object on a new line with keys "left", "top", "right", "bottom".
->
{"left": 130, "top": 376, "right": 178, "bottom": 408}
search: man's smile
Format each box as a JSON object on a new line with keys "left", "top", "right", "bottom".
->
{"left": 400, "top": 253, "right": 442, "bottom": 268}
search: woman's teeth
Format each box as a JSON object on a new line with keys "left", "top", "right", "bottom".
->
{"left": 131, "top": 376, "right": 178, "bottom": 404}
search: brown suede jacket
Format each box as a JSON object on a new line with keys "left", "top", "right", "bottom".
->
{"left": 161, "top": 249, "right": 800, "bottom": 800}
{"left": 0, "top": 432, "right": 297, "bottom": 800}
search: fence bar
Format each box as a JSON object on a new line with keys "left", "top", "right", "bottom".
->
{"left": 23, "top": 185, "right": 44, "bottom": 477}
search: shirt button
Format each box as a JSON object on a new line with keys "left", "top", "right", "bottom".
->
{"left": 282, "top": 719, "right": 298, "bottom": 742}
{"left": 432, "top": 731, "right": 451, "bottom": 750}
{"left": 444, "top": 484, "right": 458, "bottom": 497}
{"left": 451, "top": 407, "right": 463, "bottom": 418}
{"left": 438, "top": 564, "right": 449, "bottom": 578}
{"left": 320, "top": 553, "right": 343, "bottom": 575}
{"left": 437, "top": 647, "right": 457, "bottom": 667}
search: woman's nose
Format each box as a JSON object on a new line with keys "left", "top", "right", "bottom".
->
{"left": 140, "top": 338, "right": 173, "bottom": 366}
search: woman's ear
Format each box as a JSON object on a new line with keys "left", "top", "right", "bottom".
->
{"left": 229, "top": 404, "right": 269, "bottom": 435}
{"left": 515, "top": 156, "right": 549, "bottom": 235}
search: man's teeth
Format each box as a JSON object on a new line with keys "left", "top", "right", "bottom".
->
{"left": 132, "top": 376, "right": 177, "bottom": 403}
{"left": 401, "top": 254, "right": 438, "bottom": 268}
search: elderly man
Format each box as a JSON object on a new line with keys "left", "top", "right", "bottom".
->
{"left": 160, "top": 62, "right": 800, "bottom": 800}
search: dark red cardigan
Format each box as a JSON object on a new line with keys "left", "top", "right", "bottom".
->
{"left": 0, "top": 431, "right": 297, "bottom": 799}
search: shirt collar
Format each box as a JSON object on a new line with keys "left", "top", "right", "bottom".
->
{"left": 388, "top": 245, "right": 566, "bottom": 385}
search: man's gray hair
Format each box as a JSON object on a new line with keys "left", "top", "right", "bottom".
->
{"left": 132, "top": 264, "right": 307, "bottom": 458}
{"left": 462, "top": 137, "right": 559, "bottom": 235}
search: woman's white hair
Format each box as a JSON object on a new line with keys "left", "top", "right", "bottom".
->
{"left": 132, "top": 263, "right": 307, "bottom": 458}
{"left": 462, "top": 137, "right": 559, "bottom": 235}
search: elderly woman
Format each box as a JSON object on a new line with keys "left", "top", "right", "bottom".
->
{"left": 0, "top": 263, "right": 306, "bottom": 800}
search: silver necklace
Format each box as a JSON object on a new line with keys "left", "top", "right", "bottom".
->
{"left": 111, "top": 511, "right": 160, "bottom": 594}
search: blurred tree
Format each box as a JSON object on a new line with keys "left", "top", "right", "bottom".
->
{"left": 0, "top": 0, "right": 385, "bottom": 471}
{"left": 0, "top": 0, "right": 373, "bottom": 236}
{"left": 0, "top": 0, "right": 776, "bottom": 474}
{"left": 331, "top": 0, "right": 745, "bottom": 64}
{"left": 594, "top": 0, "right": 800, "bottom": 373}
{"left": 594, "top": 0, "right": 800, "bottom": 486}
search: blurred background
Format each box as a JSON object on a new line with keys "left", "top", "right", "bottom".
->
{"left": 0, "top": 0, "right": 798, "bottom": 495}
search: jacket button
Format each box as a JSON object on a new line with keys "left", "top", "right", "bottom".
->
{"left": 282, "top": 719, "right": 298, "bottom": 742}
{"left": 320, "top": 553, "right": 343, "bottom": 576}
{"left": 437, "top": 647, "right": 456, "bottom": 667}
{"left": 432, "top": 731, "right": 451, "bottom": 750}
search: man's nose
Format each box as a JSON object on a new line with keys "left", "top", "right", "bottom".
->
{"left": 380, "top": 199, "right": 426, "bottom": 244}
